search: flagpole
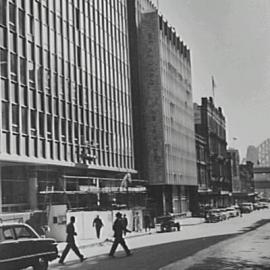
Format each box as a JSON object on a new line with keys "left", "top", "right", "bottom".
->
{"left": 211, "top": 76, "right": 216, "bottom": 100}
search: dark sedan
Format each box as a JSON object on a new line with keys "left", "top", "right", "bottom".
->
{"left": 155, "top": 215, "right": 181, "bottom": 232}
{"left": 0, "top": 222, "right": 58, "bottom": 270}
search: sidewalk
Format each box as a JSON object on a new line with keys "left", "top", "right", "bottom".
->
{"left": 57, "top": 217, "right": 205, "bottom": 252}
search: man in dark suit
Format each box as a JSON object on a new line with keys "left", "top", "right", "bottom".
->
{"left": 59, "top": 216, "right": 85, "bottom": 264}
{"left": 109, "top": 212, "right": 132, "bottom": 257}
{"left": 92, "top": 215, "right": 103, "bottom": 239}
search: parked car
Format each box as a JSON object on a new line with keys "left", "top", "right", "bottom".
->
{"left": 0, "top": 222, "right": 58, "bottom": 270}
{"left": 253, "top": 202, "right": 262, "bottom": 210}
{"left": 155, "top": 215, "right": 181, "bottom": 232}
{"left": 259, "top": 202, "right": 269, "bottom": 209}
{"left": 205, "top": 209, "right": 225, "bottom": 223}
{"left": 224, "top": 207, "right": 239, "bottom": 218}
{"left": 239, "top": 202, "right": 253, "bottom": 213}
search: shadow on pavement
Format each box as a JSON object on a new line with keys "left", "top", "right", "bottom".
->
{"left": 239, "top": 219, "right": 270, "bottom": 234}
{"left": 186, "top": 257, "right": 270, "bottom": 270}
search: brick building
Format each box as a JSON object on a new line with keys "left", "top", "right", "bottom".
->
{"left": 194, "top": 97, "right": 231, "bottom": 207}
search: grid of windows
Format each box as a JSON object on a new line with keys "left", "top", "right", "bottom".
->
{"left": 0, "top": 0, "right": 134, "bottom": 170}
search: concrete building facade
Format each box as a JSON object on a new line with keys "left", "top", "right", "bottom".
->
{"left": 0, "top": 0, "right": 140, "bottom": 213}
{"left": 128, "top": 1, "right": 197, "bottom": 216}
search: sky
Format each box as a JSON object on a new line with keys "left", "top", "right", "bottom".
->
{"left": 157, "top": 0, "right": 270, "bottom": 160}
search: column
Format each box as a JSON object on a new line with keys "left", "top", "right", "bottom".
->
{"left": 28, "top": 170, "right": 38, "bottom": 210}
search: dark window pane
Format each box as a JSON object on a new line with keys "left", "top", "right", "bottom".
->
{"left": 19, "top": 10, "right": 25, "bottom": 36}
{"left": 21, "top": 107, "right": 28, "bottom": 134}
{"left": 20, "top": 58, "right": 26, "bottom": 84}
{"left": 31, "top": 110, "right": 36, "bottom": 129}
{"left": 9, "top": 3, "right": 16, "bottom": 26}
{"left": 0, "top": 48, "right": 7, "bottom": 77}
{"left": 20, "top": 85, "right": 27, "bottom": 106}
{"left": 18, "top": 37, "right": 26, "bottom": 56}
{"left": 2, "top": 102, "right": 9, "bottom": 130}
{"left": 0, "top": 27, "right": 7, "bottom": 47}
{"left": 1, "top": 78, "right": 8, "bottom": 100}
{"left": 12, "top": 104, "right": 19, "bottom": 125}
{"left": 0, "top": 0, "right": 7, "bottom": 26}
{"left": 10, "top": 53, "right": 17, "bottom": 75}
{"left": 39, "top": 112, "right": 44, "bottom": 136}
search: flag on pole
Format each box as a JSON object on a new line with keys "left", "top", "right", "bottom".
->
{"left": 211, "top": 76, "right": 216, "bottom": 98}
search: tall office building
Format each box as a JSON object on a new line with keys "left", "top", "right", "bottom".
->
{"left": 128, "top": 1, "right": 197, "bottom": 216}
{"left": 0, "top": 0, "right": 137, "bottom": 213}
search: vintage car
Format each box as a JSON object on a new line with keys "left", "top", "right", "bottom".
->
{"left": 155, "top": 215, "right": 181, "bottom": 233}
{"left": 239, "top": 202, "right": 253, "bottom": 213}
{"left": 224, "top": 207, "right": 240, "bottom": 218}
{"left": 205, "top": 209, "right": 226, "bottom": 223}
{"left": 0, "top": 222, "right": 58, "bottom": 270}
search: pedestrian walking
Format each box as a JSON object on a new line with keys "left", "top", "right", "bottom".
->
{"left": 144, "top": 215, "right": 151, "bottom": 232}
{"left": 59, "top": 216, "right": 85, "bottom": 265}
{"left": 109, "top": 212, "right": 132, "bottom": 257}
{"left": 122, "top": 214, "right": 128, "bottom": 236}
{"left": 93, "top": 215, "right": 103, "bottom": 239}
{"left": 134, "top": 212, "right": 141, "bottom": 232}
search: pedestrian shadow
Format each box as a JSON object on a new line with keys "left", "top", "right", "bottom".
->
{"left": 239, "top": 219, "right": 270, "bottom": 234}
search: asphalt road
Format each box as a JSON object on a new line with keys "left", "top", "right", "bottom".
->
{"left": 165, "top": 219, "right": 270, "bottom": 270}
{"left": 49, "top": 219, "right": 270, "bottom": 270}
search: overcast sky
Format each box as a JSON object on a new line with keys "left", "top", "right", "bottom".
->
{"left": 158, "top": 0, "right": 270, "bottom": 160}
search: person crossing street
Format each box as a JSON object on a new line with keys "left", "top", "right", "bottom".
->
{"left": 59, "top": 216, "right": 85, "bottom": 265}
{"left": 109, "top": 212, "right": 132, "bottom": 257}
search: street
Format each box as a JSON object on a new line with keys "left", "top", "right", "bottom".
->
{"left": 48, "top": 209, "right": 270, "bottom": 270}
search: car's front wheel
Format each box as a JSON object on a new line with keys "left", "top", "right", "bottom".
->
{"left": 33, "top": 257, "right": 49, "bottom": 270}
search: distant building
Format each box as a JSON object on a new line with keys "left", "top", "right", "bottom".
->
{"left": 246, "top": 145, "right": 259, "bottom": 165}
{"left": 253, "top": 167, "right": 270, "bottom": 199}
{"left": 227, "top": 148, "right": 241, "bottom": 193}
{"left": 128, "top": 1, "right": 197, "bottom": 216}
{"left": 257, "top": 139, "right": 270, "bottom": 167}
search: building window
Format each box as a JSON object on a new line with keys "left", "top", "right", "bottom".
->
{"left": 12, "top": 104, "right": 19, "bottom": 132}
{"left": 0, "top": 48, "right": 7, "bottom": 77}
{"left": 10, "top": 82, "right": 18, "bottom": 103}
{"left": 18, "top": 37, "right": 26, "bottom": 56}
{"left": 20, "top": 58, "right": 26, "bottom": 84}
{"left": 21, "top": 107, "right": 28, "bottom": 134}
{"left": 0, "top": 1, "right": 7, "bottom": 26}
{"left": 27, "top": 15, "right": 34, "bottom": 36}
{"left": 28, "top": 62, "right": 35, "bottom": 83}
{"left": 20, "top": 85, "right": 27, "bottom": 106}
{"left": 10, "top": 53, "right": 17, "bottom": 76}
{"left": 28, "top": 42, "right": 34, "bottom": 61}
{"left": 30, "top": 110, "right": 36, "bottom": 130}
{"left": 9, "top": 3, "right": 16, "bottom": 31}
{"left": 19, "top": 9, "right": 25, "bottom": 36}
{"left": 2, "top": 101, "right": 9, "bottom": 130}
{"left": 1, "top": 78, "right": 8, "bottom": 100}
{"left": 0, "top": 27, "right": 7, "bottom": 48}
{"left": 39, "top": 112, "right": 44, "bottom": 137}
